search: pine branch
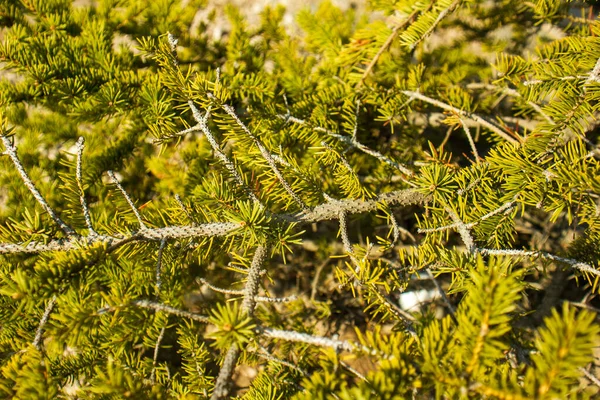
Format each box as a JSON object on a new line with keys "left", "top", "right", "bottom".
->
{"left": 211, "top": 244, "right": 270, "bottom": 400}
{"left": 407, "top": 0, "right": 461, "bottom": 51}
{"left": 357, "top": 9, "right": 421, "bottom": 86}
{"left": 188, "top": 100, "right": 264, "bottom": 207}
{"left": 295, "top": 189, "right": 427, "bottom": 222}
{"left": 339, "top": 210, "right": 416, "bottom": 324}
{"left": 282, "top": 114, "right": 414, "bottom": 177}
{"left": 221, "top": 103, "right": 308, "bottom": 210}
{"left": 0, "top": 189, "right": 427, "bottom": 254}
{"left": 1, "top": 135, "right": 77, "bottom": 236}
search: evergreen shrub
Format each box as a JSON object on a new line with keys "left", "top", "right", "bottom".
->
{"left": 0, "top": 0, "right": 599, "bottom": 398}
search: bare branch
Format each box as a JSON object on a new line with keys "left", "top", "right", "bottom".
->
{"left": 211, "top": 346, "right": 240, "bottom": 400}
{"left": 241, "top": 245, "right": 269, "bottom": 314}
{"left": 199, "top": 279, "right": 297, "bottom": 303}
{"left": 460, "top": 118, "right": 480, "bottom": 161}
{"left": 579, "top": 366, "right": 600, "bottom": 388}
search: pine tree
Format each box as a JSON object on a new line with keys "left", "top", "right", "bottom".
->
{"left": 0, "top": 0, "right": 599, "bottom": 398}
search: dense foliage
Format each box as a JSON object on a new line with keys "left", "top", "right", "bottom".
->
{"left": 0, "top": 0, "right": 599, "bottom": 398}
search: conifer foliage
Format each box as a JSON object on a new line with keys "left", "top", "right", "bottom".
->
{"left": 0, "top": 0, "right": 599, "bottom": 398}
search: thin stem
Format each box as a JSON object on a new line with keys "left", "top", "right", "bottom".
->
{"left": 199, "top": 279, "right": 297, "bottom": 303}
{"left": 351, "top": 100, "right": 360, "bottom": 142}
{"left": 32, "top": 296, "right": 57, "bottom": 350}
{"left": 155, "top": 239, "right": 167, "bottom": 294}
{"left": 1, "top": 135, "right": 76, "bottom": 236}
{"left": 153, "top": 125, "right": 202, "bottom": 143}
{"left": 460, "top": 118, "right": 480, "bottom": 161}
{"left": 107, "top": 170, "right": 147, "bottom": 230}
{"left": 425, "top": 268, "right": 456, "bottom": 318}
{"left": 340, "top": 360, "right": 368, "bottom": 382}
{"left": 198, "top": 278, "right": 245, "bottom": 295}
{"left": 174, "top": 194, "right": 195, "bottom": 223}
{"left": 256, "top": 345, "right": 309, "bottom": 376}
{"left": 477, "top": 248, "right": 599, "bottom": 277}
{"left": 579, "top": 366, "right": 600, "bottom": 388}
{"left": 75, "top": 137, "right": 96, "bottom": 235}
{"left": 150, "top": 325, "right": 167, "bottom": 384}
{"left": 466, "top": 83, "right": 554, "bottom": 124}
{"left": 261, "top": 327, "right": 355, "bottom": 352}
{"left": 402, "top": 90, "right": 519, "bottom": 144}
{"left": 419, "top": 200, "right": 516, "bottom": 233}
{"left": 131, "top": 300, "right": 210, "bottom": 323}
